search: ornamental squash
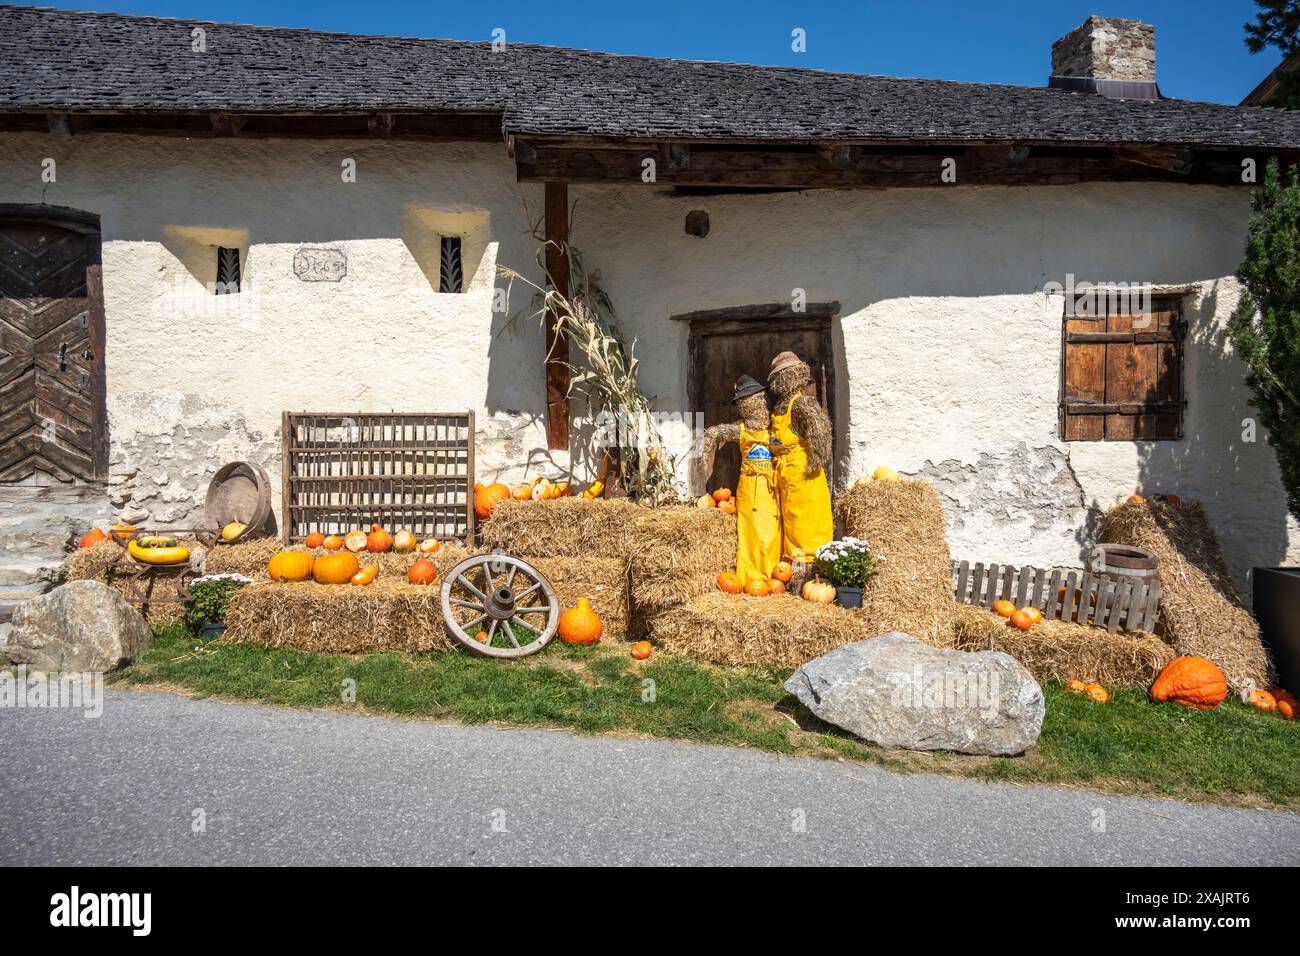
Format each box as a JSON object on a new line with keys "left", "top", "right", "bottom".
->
{"left": 801, "top": 578, "right": 835, "bottom": 603}
{"left": 366, "top": 524, "right": 394, "bottom": 553}
{"left": 267, "top": 550, "right": 314, "bottom": 583}
{"left": 221, "top": 521, "right": 247, "bottom": 542}
{"left": 559, "top": 598, "right": 602, "bottom": 645}
{"left": 1149, "top": 656, "right": 1228, "bottom": 710}
{"left": 305, "top": 531, "right": 326, "bottom": 549}
{"left": 314, "top": 551, "right": 360, "bottom": 585}
{"left": 322, "top": 535, "right": 343, "bottom": 551}
{"left": 351, "top": 565, "right": 379, "bottom": 587}
{"left": 418, "top": 538, "right": 442, "bottom": 554}
{"left": 392, "top": 530, "right": 417, "bottom": 553}
{"left": 630, "top": 640, "right": 653, "bottom": 661}
{"left": 344, "top": 530, "right": 368, "bottom": 553}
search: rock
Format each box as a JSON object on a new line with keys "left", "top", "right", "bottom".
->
{"left": 5, "top": 580, "right": 152, "bottom": 672}
{"left": 784, "top": 631, "right": 1044, "bottom": 755}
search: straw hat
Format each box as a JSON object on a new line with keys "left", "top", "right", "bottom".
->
{"left": 767, "top": 351, "right": 803, "bottom": 380}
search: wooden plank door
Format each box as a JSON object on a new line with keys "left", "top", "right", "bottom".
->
{"left": 0, "top": 208, "right": 107, "bottom": 482}
{"left": 688, "top": 314, "right": 834, "bottom": 492}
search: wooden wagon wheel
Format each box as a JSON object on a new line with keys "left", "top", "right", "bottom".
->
{"left": 440, "top": 553, "right": 559, "bottom": 658}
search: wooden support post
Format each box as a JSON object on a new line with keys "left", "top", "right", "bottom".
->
{"left": 544, "top": 182, "right": 570, "bottom": 450}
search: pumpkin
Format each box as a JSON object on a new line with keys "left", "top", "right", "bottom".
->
{"left": 78, "top": 528, "right": 108, "bottom": 549}
{"left": 1279, "top": 699, "right": 1296, "bottom": 720}
{"left": 1085, "top": 683, "right": 1110, "bottom": 704}
{"left": 696, "top": 494, "right": 716, "bottom": 509}
{"left": 717, "top": 499, "right": 737, "bottom": 515}
{"left": 1274, "top": 688, "right": 1298, "bottom": 706}
{"left": 712, "top": 488, "right": 732, "bottom": 503}
{"left": 305, "top": 531, "right": 326, "bottom": 549}
{"left": 582, "top": 479, "right": 605, "bottom": 499}
{"left": 630, "top": 640, "right": 653, "bottom": 661}
{"left": 1127, "top": 494, "right": 1146, "bottom": 505}
{"left": 531, "top": 480, "right": 553, "bottom": 501}
{"left": 772, "top": 561, "right": 794, "bottom": 584}
{"left": 872, "top": 466, "right": 899, "bottom": 481}
{"left": 408, "top": 559, "right": 438, "bottom": 585}
{"left": 351, "top": 565, "right": 379, "bottom": 587}
{"left": 322, "top": 534, "right": 343, "bottom": 551}
{"left": 1248, "top": 689, "right": 1277, "bottom": 712}
{"left": 221, "top": 521, "right": 247, "bottom": 542}
{"left": 314, "top": 551, "right": 360, "bottom": 585}
{"left": 745, "top": 579, "right": 770, "bottom": 597}
{"left": 1066, "top": 679, "right": 1089, "bottom": 694}
{"left": 559, "top": 597, "right": 602, "bottom": 645}
{"left": 474, "top": 482, "right": 511, "bottom": 520}
{"left": 802, "top": 578, "right": 836, "bottom": 603}
{"left": 344, "top": 530, "right": 367, "bottom": 553}
{"left": 768, "top": 578, "right": 787, "bottom": 595}
{"left": 717, "top": 571, "right": 743, "bottom": 594}
{"left": 419, "top": 538, "right": 442, "bottom": 554}
{"left": 366, "top": 524, "right": 394, "bottom": 553}
{"left": 512, "top": 484, "right": 533, "bottom": 501}
{"left": 110, "top": 523, "right": 137, "bottom": 543}
{"left": 1009, "top": 609, "right": 1034, "bottom": 631}
{"left": 1022, "top": 606, "right": 1043, "bottom": 624}
{"left": 392, "top": 530, "right": 417, "bottom": 553}
{"left": 993, "top": 599, "right": 1016, "bottom": 618}
{"left": 1150, "top": 656, "right": 1228, "bottom": 710}
{"left": 267, "top": 550, "right": 314, "bottom": 583}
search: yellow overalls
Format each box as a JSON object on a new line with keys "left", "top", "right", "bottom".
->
{"left": 770, "top": 391, "right": 834, "bottom": 561}
{"left": 735, "top": 425, "right": 782, "bottom": 587}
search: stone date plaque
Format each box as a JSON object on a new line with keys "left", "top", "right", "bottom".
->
{"left": 293, "top": 247, "right": 348, "bottom": 282}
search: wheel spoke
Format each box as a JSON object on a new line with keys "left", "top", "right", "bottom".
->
{"left": 513, "top": 580, "right": 542, "bottom": 602}
{"left": 502, "top": 620, "right": 521, "bottom": 648}
{"left": 460, "top": 612, "right": 486, "bottom": 632}
{"left": 516, "top": 605, "right": 552, "bottom": 615}
{"left": 450, "top": 597, "right": 486, "bottom": 611}
{"left": 455, "top": 573, "right": 487, "bottom": 602}
{"left": 485, "top": 619, "right": 499, "bottom": 647}
{"left": 482, "top": 561, "right": 495, "bottom": 593}
{"left": 505, "top": 564, "right": 518, "bottom": 590}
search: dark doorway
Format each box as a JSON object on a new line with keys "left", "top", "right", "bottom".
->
{"left": 0, "top": 206, "right": 107, "bottom": 482}
{"left": 682, "top": 303, "right": 837, "bottom": 492}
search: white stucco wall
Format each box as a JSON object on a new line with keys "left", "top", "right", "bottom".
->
{"left": 1, "top": 132, "right": 1295, "bottom": 589}
{"left": 568, "top": 181, "right": 1300, "bottom": 588}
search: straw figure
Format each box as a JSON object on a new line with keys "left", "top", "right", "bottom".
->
{"left": 767, "top": 351, "right": 833, "bottom": 560}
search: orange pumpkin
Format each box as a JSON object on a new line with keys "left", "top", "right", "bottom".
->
{"left": 1022, "top": 606, "right": 1043, "bottom": 624}
{"left": 110, "top": 523, "right": 137, "bottom": 543}
{"left": 351, "top": 565, "right": 379, "bottom": 587}
{"left": 408, "top": 559, "right": 437, "bottom": 586}
{"left": 1150, "top": 656, "right": 1228, "bottom": 710}
{"left": 1279, "top": 699, "right": 1296, "bottom": 720}
{"left": 313, "top": 551, "right": 359, "bottom": 585}
{"left": 1085, "top": 683, "right": 1110, "bottom": 704}
{"left": 559, "top": 597, "right": 603, "bottom": 645}
{"left": 419, "top": 538, "right": 442, "bottom": 554}
{"left": 717, "top": 571, "right": 743, "bottom": 594}
{"left": 344, "top": 530, "right": 367, "bottom": 553}
{"left": 474, "top": 482, "right": 512, "bottom": 520}
{"left": 745, "top": 579, "right": 770, "bottom": 598}
{"left": 717, "top": 499, "right": 737, "bottom": 515}
{"left": 1273, "top": 688, "right": 1297, "bottom": 707}
{"left": 512, "top": 484, "right": 533, "bottom": 501}
{"left": 268, "top": 550, "right": 314, "bottom": 583}
{"left": 1127, "top": 494, "right": 1146, "bottom": 505}
{"left": 1248, "top": 689, "right": 1277, "bottom": 712}
{"left": 712, "top": 488, "right": 732, "bottom": 503}
{"left": 993, "top": 599, "right": 1016, "bottom": 618}
{"left": 322, "top": 534, "right": 343, "bottom": 551}
{"left": 78, "top": 528, "right": 108, "bottom": 549}
{"left": 1066, "top": 679, "right": 1089, "bottom": 694}
{"left": 305, "top": 531, "right": 326, "bottom": 549}
{"left": 772, "top": 561, "right": 794, "bottom": 583}
{"left": 392, "top": 530, "right": 417, "bottom": 553}
{"left": 768, "top": 578, "right": 787, "bottom": 595}
{"left": 1009, "top": 609, "right": 1034, "bottom": 631}
{"left": 366, "top": 524, "right": 394, "bottom": 553}
{"left": 696, "top": 494, "right": 716, "bottom": 509}
{"left": 630, "top": 640, "right": 653, "bottom": 661}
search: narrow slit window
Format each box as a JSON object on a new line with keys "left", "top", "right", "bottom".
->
{"left": 215, "top": 246, "right": 241, "bottom": 294}
{"left": 439, "top": 236, "right": 463, "bottom": 293}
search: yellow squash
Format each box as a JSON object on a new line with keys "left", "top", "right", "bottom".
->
{"left": 127, "top": 538, "right": 191, "bottom": 566}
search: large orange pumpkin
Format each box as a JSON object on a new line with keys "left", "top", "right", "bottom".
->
{"left": 305, "top": 531, "right": 325, "bottom": 549}
{"left": 475, "top": 482, "right": 511, "bottom": 520}
{"left": 268, "top": 550, "right": 314, "bottom": 583}
{"left": 314, "top": 551, "right": 360, "bottom": 585}
{"left": 559, "top": 598, "right": 602, "bottom": 645}
{"left": 366, "top": 524, "right": 394, "bottom": 553}
{"left": 408, "top": 558, "right": 437, "bottom": 585}
{"left": 1150, "top": 656, "right": 1228, "bottom": 710}
{"left": 78, "top": 528, "right": 108, "bottom": 549}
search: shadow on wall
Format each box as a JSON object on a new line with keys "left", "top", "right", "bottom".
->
{"left": 1130, "top": 280, "right": 1291, "bottom": 596}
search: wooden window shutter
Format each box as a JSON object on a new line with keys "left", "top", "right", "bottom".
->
{"left": 1060, "top": 294, "right": 1184, "bottom": 441}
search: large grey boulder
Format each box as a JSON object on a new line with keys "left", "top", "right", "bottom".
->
{"left": 5, "top": 580, "right": 152, "bottom": 672}
{"left": 785, "top": 631, "right": 1044, "bottom": 755}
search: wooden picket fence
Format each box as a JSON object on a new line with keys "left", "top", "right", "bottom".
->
{"left": 951, "top": 560, "right": 1161, "bottom": 634}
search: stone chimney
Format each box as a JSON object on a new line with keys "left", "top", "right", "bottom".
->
{"left": 1049, "top": 16, "right": 1158, "bottom": 98}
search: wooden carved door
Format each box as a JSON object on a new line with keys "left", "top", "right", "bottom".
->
{"left": 0, "top": 208, "right": 107, "bottom": 482}
{"left": 687, "top": 308, "right": 836, "bottom": 493}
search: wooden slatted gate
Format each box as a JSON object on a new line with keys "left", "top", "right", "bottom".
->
{"left": 952, "top": 560, "right": 1161, "bottom": 634}
{"left": 281, "top": 411, "right": 474, "bottom": 544}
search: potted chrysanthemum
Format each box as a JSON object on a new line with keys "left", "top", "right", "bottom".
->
{"left": 184, "top": 573, "right": 252, "bottom": 638}
{"left": 813, "top": 537, "right": 881, "bottom": 608}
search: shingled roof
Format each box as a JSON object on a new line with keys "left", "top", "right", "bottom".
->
{"left": 4, "top": 4, "right": 1300, "bottom": 149}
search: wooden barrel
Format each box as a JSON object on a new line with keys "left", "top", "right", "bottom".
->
{"left": 1086, "top": 543, "right": 1159, "bottom": 584}
{"left": 201, "top": 461, "right": 276, "bottom": 545}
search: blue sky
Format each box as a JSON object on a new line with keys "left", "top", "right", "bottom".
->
{"left": 27, "top": 0, "right": 1280, "bottom": 104}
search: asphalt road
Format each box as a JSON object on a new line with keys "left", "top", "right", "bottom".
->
{"left": 2, "top": 689, "right": 1298, "bottom": 866}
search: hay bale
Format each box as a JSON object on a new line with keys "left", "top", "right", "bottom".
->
{"left": 64, "top": 538, "right": 196, "bottom": 628}
{"left": 646, "top": 592, "right": 874, "bottom": 669}
{"left": 835, "top": 479, "right": 958, "bottom": 648}
{"left": 1101, "top": 500, "right": 1272, "bottom": 690}
{"left": 952, "top": 604, "right": 1174, "bottom": 688}
{"left": 527, "top": 556, "right": 628, "bottom": 638}
{"left": 625, "top": 506, "right": 737, "bottom": 629}
{"left": 207, "top": 539, "right": 478, "bottom": 582}
{"left": 223, "top": 579, "right": 452, "bottom": 653}
{"left": 480, "top": 498, "right": 642, "bottom": 557}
